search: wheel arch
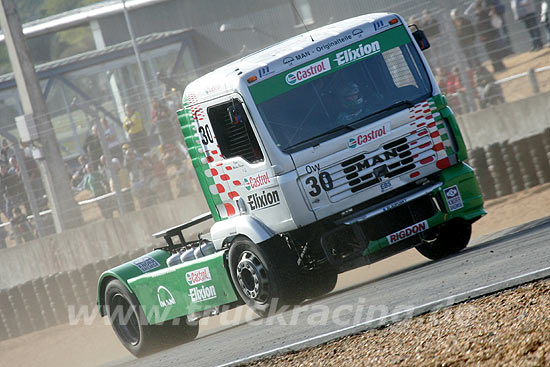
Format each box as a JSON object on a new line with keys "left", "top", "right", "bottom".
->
{"left": 211, "top": 215, "right": 276, "bottom": 250}
{"left": 97, "top": 273, "right": 134, "bottom": 317}
{"left": 96, "top": 249, "right": 171, "bottom": 316}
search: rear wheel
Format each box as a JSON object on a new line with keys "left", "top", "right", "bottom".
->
{"left": 228, "top": 236, "right": 300, "bottom": 317}
{"left": 415, "top": 219, "right": 472, "bottom": 260}
{"left": 105, "top": 280, "right": 198, "bottom": 357}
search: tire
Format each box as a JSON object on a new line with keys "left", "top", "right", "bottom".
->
{"left": 415, "top": 219, "right": 472, "bottom": 260}
{"left": 302, "top": 265, "right": 338, "bottom": 300}
{"left": 105, "top": 280, "right": 199, "bottom": 357}
{"left": 228, "top": 236, "right": 299, "bottom": 317}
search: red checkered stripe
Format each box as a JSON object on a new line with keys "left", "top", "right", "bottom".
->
{"left": 404, "top": 98, "right": 452, "bottom": 179}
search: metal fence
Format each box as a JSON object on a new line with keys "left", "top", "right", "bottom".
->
{"left": 0, "top": 0, "right": 549, "bottom": 249}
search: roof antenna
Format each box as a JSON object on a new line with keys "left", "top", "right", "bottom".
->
{"left": 291, "top": 2, "right": 314, "bottom": 42}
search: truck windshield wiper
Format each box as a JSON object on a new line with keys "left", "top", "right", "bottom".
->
{"left": 286, "top": 124, "right": 355, "bottom": 151}
{"left": 369, "top": 100, "right": 416, "bottom": 118}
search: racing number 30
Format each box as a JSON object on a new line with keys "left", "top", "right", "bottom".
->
{"left": 199, "top": 124, "right": 214, "bottom": 145}
{"left": 306, "top": 172, "right": 333, "bottom": 196}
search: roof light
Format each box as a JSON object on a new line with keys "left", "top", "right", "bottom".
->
{"left": 247, "top": 76, "right": 258, "bottom": 83}
{"left": 389, "top": 18, "right": 399, "bottom": 25}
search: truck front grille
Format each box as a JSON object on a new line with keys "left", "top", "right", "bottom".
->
{"left": 326, "top": 128, "right": 437, "bottom": 202}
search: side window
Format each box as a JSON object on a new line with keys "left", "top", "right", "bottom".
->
{"left": 207, "top": 100, "right": 264, "bottom": 163}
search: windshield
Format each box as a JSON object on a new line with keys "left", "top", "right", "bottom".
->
{"left": 250, "top": 26, "right": 432, "bottom": 153}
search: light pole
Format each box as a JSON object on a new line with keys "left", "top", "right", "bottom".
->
{"left": 122, "top": 0, "right": 152, "bottom": 115}
{"left": 0, "top": 0, "right": 83, "bottom": 233}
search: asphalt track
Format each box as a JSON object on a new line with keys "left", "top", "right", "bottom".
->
{"left": 108, "top": 217, "right": 550, "bottom": 367}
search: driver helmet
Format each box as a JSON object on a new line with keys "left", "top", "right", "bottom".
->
{"left": 338, "top": 82, "right": 364, "bottom": 113}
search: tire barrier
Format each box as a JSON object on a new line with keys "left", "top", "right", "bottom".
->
{"left": 502, "top": 140, "right": 525, "bottom": 194}
{"left": 55, "top": 272, "right": 77, "bottom": 319}
{"left": 44, "top": 274, "right": 67, "bottom": 325}
{"left": 512, "top": 138, "right": 539, "bottom": 189}
{"left": 543, "top": 128, "right": 550, "bottom": 166}
{"left": 128, "top": 248, "right": 146, "bottom": 263}
{"left": 486, "top": 142, "right": 512, "bottom": 197}
{"left": 116, "top": 250, "right": 129, "bottom": 265}
{"left": 8, "top": 286, "right": 34, "bottom": 336}
{"left": 465, "top": 131, "right": 550, "bottom": 200}
{"left": 105, "top": 254, "right": 122, "bottom": 270}
{"left": 94, "top": 259, "right": 109, "bottom": 278}
{"left": 32, "top": 278, "right": 56, "bottom": 329}
{"left": 2, "top": 287, "right": 21, "bottom": 339}
{"left": 468, "top": 147, "right": 497, "bottom": 200}
{"left": 530, "top": 134, "right": 550, "bottom": 184}
{"left": 68, "top": 269, "right": 90, "bottom": 309}
{"left": 0, "top": 288, "right": 17, "bottom": 341}
{"left": 19, "top": 281, "right": 46, "bottom": 332}
{"left": 79, "top": 263, "right": 99, "bottom": 308}
{"left": 0, "top": 247, "right": 157, "bottom": 341}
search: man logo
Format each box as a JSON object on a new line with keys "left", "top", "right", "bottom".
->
{"left": 157, "top": 286, "right": 176, "bottom": 308}
{"left": 283, "top": 56, "right": 294, "bottom": 64}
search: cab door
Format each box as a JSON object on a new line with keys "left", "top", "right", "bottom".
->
{"left": 198, "top": 95, "right": 291, "bottom": 228}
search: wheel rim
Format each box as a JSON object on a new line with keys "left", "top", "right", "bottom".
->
{"left": 236, "top": 250, "right": 270, "bottom": 303}
{"left": 109, "top": 293, "right": 141, "bottom": 346}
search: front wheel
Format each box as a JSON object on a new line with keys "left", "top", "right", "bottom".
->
{"left": 105, "top": 279, "right": 199, "bottom": 357}
{"left": 228, "top": 236, "right": 299, "bottom": 317}
{"left": 415, "top": 219, "right": 472, "bottom": 260}
{"left": 302, "top": 265, "right": 338, "bottom": 300}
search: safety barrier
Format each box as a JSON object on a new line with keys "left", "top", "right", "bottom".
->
{"left": 467, "top": 128, "right": 550, "bottom": 200}
{"left": 0, "top": 246, "right": 151, "bottom": 341}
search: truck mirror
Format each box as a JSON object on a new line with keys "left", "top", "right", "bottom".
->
{"left": 408, "top": 24, "right": 430, "bottom": 51}
{"left": 227, "top": 105, "right": 242, "bottom": 126}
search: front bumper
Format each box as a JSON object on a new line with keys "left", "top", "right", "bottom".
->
{"left": 320, "top": 162, "right": 485, "bottom": 268}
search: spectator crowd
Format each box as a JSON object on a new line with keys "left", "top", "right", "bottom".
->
{"left": 71, "top": 88, "right": 192, "bottom": 224}
{"left": 411, "top": 0, "right": 549, "bottom": 114}
{"left": 0, "top": 88, "right": 193, "bottom": 250}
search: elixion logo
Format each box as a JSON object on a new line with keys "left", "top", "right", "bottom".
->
{"left": 189, "top": 285, "right": 217, "bottom": 303}
{"left": 186, "top": 267, "right": 212, "bottom": 286}
{"left": 247, "top": 189, "right": 280, "bottom": 210}
{"left": 157, "top": 286, "right": 176, "bottom": 308}
{"left": 386, "top": 220, "right": 429, "bottom": 244}
{"left": 244, "top": 171, "right": 271, "bottom": 191}
{"left": 333, "top": 41, "right": 381, "bottom": 66}
{"left": 348, "top": 124, "right": 390, "bottom": 149}
{"left": 285, "top": 58, "right": 331, "bottom": 85}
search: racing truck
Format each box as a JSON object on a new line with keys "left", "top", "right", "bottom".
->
{"left": 97, "top": 13, "right": 485, "bottom": 357}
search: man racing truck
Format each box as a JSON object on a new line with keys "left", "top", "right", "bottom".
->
{"left": 97, "top": 13, "right": 485, "bottom": 357}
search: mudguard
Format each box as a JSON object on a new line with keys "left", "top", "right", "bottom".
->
{"left": 210, "top": 214, "right": 275, "bottom": 250}
{"left": 97, "top": 249, "right": 171, "bottom": 316}
{"left": 97, "top": 250, "right": 239, "bottom": 324}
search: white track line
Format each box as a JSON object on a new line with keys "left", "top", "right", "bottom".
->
{"left": 216, "top": 265, "right": 550, "bottom": 367}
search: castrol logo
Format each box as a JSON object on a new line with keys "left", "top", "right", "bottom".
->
{"left": 185, "top": 267, "right": 212, "bottom": 286}
{"left": 285, "top": 58, "right": 331, "bottom": 85}
{"left": 348, "top": 123, "right": 391, "bottom": 149}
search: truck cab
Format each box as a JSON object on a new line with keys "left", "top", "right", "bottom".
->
{"left": 180, "top": 12, "right": 484, "bottom": 269}
{"left": 98, "top": 13, "right": 485, "bottom": 357}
